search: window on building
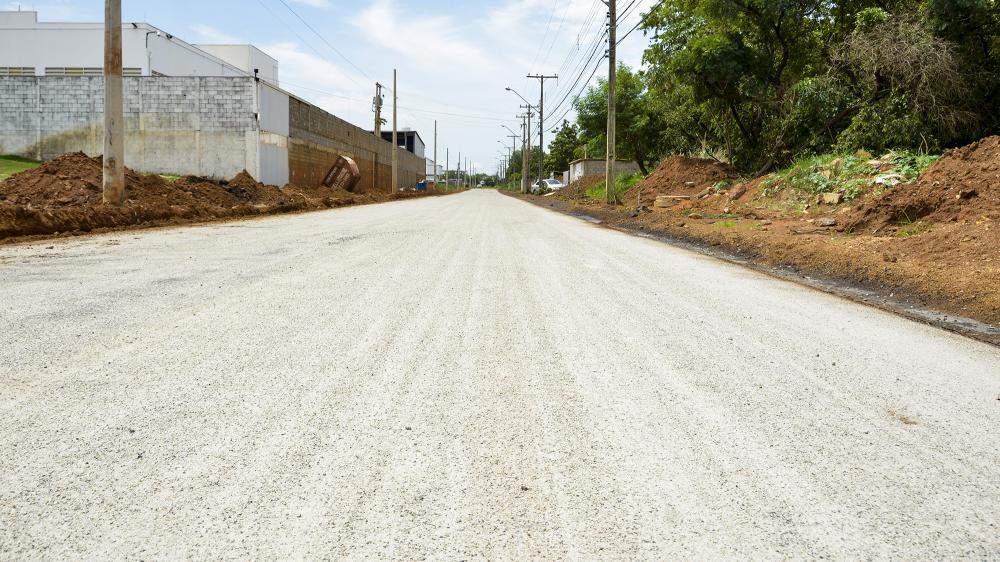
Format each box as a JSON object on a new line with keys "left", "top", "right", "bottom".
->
{"left": 44, "top": 67, "right": 142, "bottom": 76}
{"left": 0, "top": 67, "right": 36, "bottom": 76}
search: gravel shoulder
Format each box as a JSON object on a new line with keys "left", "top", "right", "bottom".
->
{"left": 1, "top": 190, "right": 998, "bottom": 559}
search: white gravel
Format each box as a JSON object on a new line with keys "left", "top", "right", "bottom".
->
{"left": 1, "top": 189, "right": 998, "bottom": 559}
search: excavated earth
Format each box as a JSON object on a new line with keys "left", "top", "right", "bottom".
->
{"left": 0, "top": 152, "right": 444, "bottom": 242}
{"left": 517, "top": 137, "right": 1000, "bottom": 339}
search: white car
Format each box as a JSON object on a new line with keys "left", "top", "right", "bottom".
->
{"left": 533, "top": 179, "right": 565, "bottom": 193}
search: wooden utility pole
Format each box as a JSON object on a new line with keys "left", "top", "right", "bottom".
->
{"left": 391, "top": 69, "right": 398, "bottom": 194}
{"left": 103, "top": 0, "right": 125, "bottom": 205}
{"left": 527, "top": 73, "right": 557, "bottom": 184}
{"left": 605, "top": 0, "right": 617, "bottom": 204}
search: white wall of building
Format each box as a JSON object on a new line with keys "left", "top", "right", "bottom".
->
{"left": 196, "top": 45, "right": 278, "bottom": 86}
{"left": 0, "top": 11, "right": 276, "bottom": 85}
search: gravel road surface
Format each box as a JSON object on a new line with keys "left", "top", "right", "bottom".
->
{"left": 2, "top": 190, "right": 998, "bottom": 559}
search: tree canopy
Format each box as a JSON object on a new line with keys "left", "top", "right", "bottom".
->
{"left": 565, "top": 0, "right": 1000, "bottom": 175}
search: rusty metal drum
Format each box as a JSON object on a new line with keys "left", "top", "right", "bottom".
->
{"left": 322, "top": 155, "right": 362, "bottom": 192}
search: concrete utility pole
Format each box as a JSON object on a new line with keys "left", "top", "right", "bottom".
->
{"left": 457, "top": 151, "right": 461, "bottom": 189}
{"left": 433, "top": 119, "right": 438, "bottom": 188}
{"left": 391, "top": 69, "right": 398, "bottom": 194}
{"left": 103, "top": 0, "right": 125, "bottom": 205}
{"left": 445, "top": 148, "right": 449, "bottom": 191}
{"left": 604, "top": 0, "right": 617, "bottom": 204}
{"left": 527, "top": 73, "right": 557, "bottom": 184}
{"left": 521, "top": 107, "right": 533, "bottom": 193}
{"left": 373, "top": 82, "right": 384, "bottom": 137}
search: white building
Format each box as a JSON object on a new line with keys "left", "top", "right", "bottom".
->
{"left": 425, "top": 158, "right": 444, "bottom": 183}
{"left": 568, "top": 158, "right": 640, "bottom": 184}
{"left": 0, "top": 10, "right": 278, "bottom": 85}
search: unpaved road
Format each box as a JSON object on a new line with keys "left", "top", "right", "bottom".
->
{"left": 2, "top": 190, "right": 998, "bottom": 559}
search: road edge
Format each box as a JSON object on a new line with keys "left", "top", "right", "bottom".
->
{"left": 503, "top": 190, "right": 1000, "bottom": 348}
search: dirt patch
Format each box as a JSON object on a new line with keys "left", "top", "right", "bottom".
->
{"left": 0, "top": 152, "right": 446, "bottom": 242}
{"left": 847, "top": 136, "right": 1000, "bottom": 231}
{"left": 625, "top": 156, "right": 740, "bottom": 207}
{"left": 512, "top": 137, "right": 1000, "bottom": 338}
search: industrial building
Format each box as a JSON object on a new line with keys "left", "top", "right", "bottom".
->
{"left": 379, "top": 129, "right": 425, "bottom": 158}
{"left": 0, "top": 10, "right": 425, "bottom": 190}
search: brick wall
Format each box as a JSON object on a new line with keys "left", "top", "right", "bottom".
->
{"left": 288, "top": 97, "right": 424, "bottom": 192}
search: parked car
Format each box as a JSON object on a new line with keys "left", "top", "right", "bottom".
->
{"left": 533, "top": 179, "right": 565, "bottom": 193}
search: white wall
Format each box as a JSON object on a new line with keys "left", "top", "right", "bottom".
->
{"left": 0, "top": 11, "right": 270, "bottom": 81}
{"left": 197, "top": 45, "right": 279, "bottom": 86}
{"left": 257, "top": 82, "right": 290, "bottom": 186}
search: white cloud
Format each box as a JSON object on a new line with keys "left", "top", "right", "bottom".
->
{"left": 290, "top": 0, "right": 330, "bottom": 7}
{"left": 352, "top": 0, "right": 497, "bottom": 79}
{"left": 189, "top": 24, "right": 244, "bottom": 44}
{"left": 260, "top": 41, "right": 375, "bottom": 127}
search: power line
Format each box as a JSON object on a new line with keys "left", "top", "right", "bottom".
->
{"left": 280, "top": 80, "right": 517, "bottom": 123}
{"left": 272, "top": 0, "right": 374, "bottom": 84}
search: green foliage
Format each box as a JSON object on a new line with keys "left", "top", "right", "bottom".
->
{"left": 762, "top": 150, "right": 940, "bottom": 202}
{"left": 855, "top": 7, "right": 891, "bottom": 32}
{"left": 836, "top": 97, "right": 940, "bottom": 155}
{"left": 0, "top": 155, "right": 40, "bottom": 181}
{"left": 545, "top": 121, "right": 582, "bottom": 174}
{"left": 585, "top": 172, "right": 645, "bottom": 201}
{"left": 634, "top": 0, "right": 1000, "bottom": 174}
{"left": 576, "top": 65, "right": 664, "bottom": 175}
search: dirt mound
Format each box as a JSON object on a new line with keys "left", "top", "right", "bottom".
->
{"left": 625, "top": 156, "right": 739, "bottom": 206}
{"left": 0, "top": 152, "right": 444, "bottom": 241}
{"left": 848, "top": 136, "right": 1000, "bottom": 231}
{"left": 554, "top": 175, "right": 604, "bottom": 201}
{"left": 0, "top": 152, "right": 105, "bottom": 207}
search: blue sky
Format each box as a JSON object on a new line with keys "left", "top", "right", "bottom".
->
{"left": 8, "top": 0, "right": 657, "bottom": 174}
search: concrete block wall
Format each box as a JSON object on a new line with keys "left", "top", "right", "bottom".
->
{"left": 0, "top": 76, "right": 425, "bottom": 189}
{"left": 0, "top": 76, "right": 258, "bottom": 180}
{"left": 288, "top": 97, "right": 424, "bottom": 192}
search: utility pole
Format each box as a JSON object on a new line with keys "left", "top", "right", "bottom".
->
{"left": 391, "top": 69, "right": 398, "bottom": 194}
{"left": 373, "top": 82, "right": 383, "bottom": 190}
{"left": 373, "top": 82, "right": 384, "bottom": 137}
{"left": 457, "top": 151, "right": 461, "bottom": 189}
{"left": 517, "top": 114, "right": 527, "bottom": 193}
{"left": 604, "top": 0, "right": 617, "bottom": 204}
{"left": 506, "top": 134, "right": 517, "bottom": 188}
{"left": 103, "top": 0, "right": 125, "bottom": 205}
{"left": 527, "top": 73, "right": 557, "bottom": 184}
{"left": 446, "top": 148, "right": 450, "bottom": 191}
{"left": 520, "top": 107, "right": 533, "bottom": 193}
{"left": 433, "top": 119, "right": 438, "bottom": 189}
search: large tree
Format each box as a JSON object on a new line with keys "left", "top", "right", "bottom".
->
{"left": 575, "top": 64, "right": 664, "bottom": 175}
{"left": 545, "top": 121, "right": 582, "bottom": 174}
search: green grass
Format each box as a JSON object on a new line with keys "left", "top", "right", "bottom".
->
{"left": 157, "top": 174, "right": 181, "bottom": 182}
{"left": 761, "top": 150, "right": 940, "bottom": 203}
{"left": 896, "top": 214, "right": 931, "bottom": 238}
{"left": 0, "top": 155, "right": 41, "bottom": 181}
{"left": 585, "top": 172, "right": 645, "bottom": 201}
{"left": 714, "top": 220, "right": 738, "bottom": 229}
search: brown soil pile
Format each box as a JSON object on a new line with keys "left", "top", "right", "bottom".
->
{"left": 848, "top": 136, "right": 1000, "bottom": 231}
{"left": 0, "top": 152, "right": 440, "bottom": 241}
{"left": 554, "top": 175, "right": 604, "bottom": 201}
{"left": 626, "top": 156, "right": 739, "bottom": 206}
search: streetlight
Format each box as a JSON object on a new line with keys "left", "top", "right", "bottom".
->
{"left": 504, "top": 87, "right": 536, "bottom": 110}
